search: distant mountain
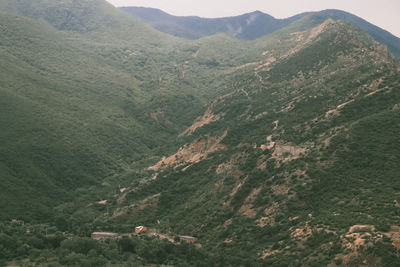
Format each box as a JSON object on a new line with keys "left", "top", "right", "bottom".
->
{"left": 120, "top": 7, "right": 299, "bottom": 39}
{"left": 121, "top": 7, "right": 400, "bottom": 57}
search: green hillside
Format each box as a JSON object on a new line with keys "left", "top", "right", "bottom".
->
{"left": 0, "top": 0, "right": 260, "bottom": 222}
{"left": 0, "top": 0, "right": 400, "bottom": 266}
{"left": 83, "top": 18, "right": 400, "bottom": 265}
{"left": 0, "top": 11, "right": 196, "bottom": 220}
{"left": 0, "top": 0, "right": 126, "bottom": 31}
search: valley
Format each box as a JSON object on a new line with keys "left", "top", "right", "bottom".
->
{"left": 0, "top": 0, "right": 400, "bottom": 266}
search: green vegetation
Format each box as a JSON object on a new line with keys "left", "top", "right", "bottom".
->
{"left": 1, "top": 0, "right": 400, "bottom": 266}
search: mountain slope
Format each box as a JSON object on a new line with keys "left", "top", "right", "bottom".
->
{"left": 0, "top": 0, "right": 265, "bottom": 221}
{"left": 0, "top": 0, "right": 126, "bottom": 31}
{"left": 317, "top": 9, "right": 400, "bottom": 57}
{"left": 121, "top": 7, "right": 400, "bottom": 57}
{"left": 0, "top": 13, "right": 153, "bottom": 220}
{"left": 1, "top": 0, "right": 400, "bottom": 265}
{"left": 0, "top": 2, "right": 211, "bottom": 220}
{"left": 97, "top": 17, "right": 400, "bottom": 265}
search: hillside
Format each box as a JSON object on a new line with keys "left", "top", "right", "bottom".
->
{"left": 1, "top": 0, "right": 400, "bottom": 266}
{"left": 0, "top": 0, "right": 266, "bottom": 223}
{"left": 78, "top": 17, "right": 400, "bottom": 265}
{"left": 121, "top": 7, "right": 400, "bottom": 58}
{"left": 0, "top": 0, "right": 225, "bottom": 221}
{"left": 0, "top": 0, "right": 127, "bottom": 31}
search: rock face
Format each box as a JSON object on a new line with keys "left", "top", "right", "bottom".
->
{"left": 150, "top": 131, "right": 227, "bottom": 170}
{"left": 180, "top": 108, "right": 222, "bottom": 136}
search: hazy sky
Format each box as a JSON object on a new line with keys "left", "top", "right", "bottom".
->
{"left": 105, "top": 0, "right": 400, "bottom": 37}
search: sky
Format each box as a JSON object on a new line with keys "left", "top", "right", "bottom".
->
{"left": 105, "top": 0, "right": 400, "bottom": 38}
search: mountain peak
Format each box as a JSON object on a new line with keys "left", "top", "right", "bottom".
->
{"left": 248, "top": 10, "right": 265, "bottom": 16}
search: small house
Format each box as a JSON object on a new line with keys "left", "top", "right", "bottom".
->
{"left": 91, "top": 232, "right": 118, "bottom": 241}
{"left": 135, "top": 226, "right": 148, "bottom": 234}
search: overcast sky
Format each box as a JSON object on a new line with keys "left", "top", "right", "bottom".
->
{"left": 105, "top": 0, "right": 400, "bottom": 37}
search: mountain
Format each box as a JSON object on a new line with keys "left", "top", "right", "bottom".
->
{"left": 120, "top": 7, "right": 300, "bottom": 40}
{"left": 1, "top": 0, "right": 400, "bottom": 266}
{"left": 104, "top": 17, "right": 400, "bottom": 265}
{"left": 0, "top": 0, "right": 215, "bottom": 221}
{"left": 0, "top": 0, "right": 262, "bottom": 223}
{"left": 121, "top": 7, "right": 400, "bottom": 58}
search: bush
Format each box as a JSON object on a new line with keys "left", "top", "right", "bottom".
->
{"left": 118, "top": 237, "right": 136, "bottom": 253}
{"left": 60, "top": 237, "right": 99, "bottom": 255}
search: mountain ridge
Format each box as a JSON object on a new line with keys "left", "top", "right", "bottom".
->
{"left": 1, "top": 0, "right": 400, "bottom": 265}
{"left": 121, "top": 7, "right": 400, "bottom": 57}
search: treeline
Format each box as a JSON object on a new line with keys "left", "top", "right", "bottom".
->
{"left": 0, "top": 222, "right": 264, "bottom": 266}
